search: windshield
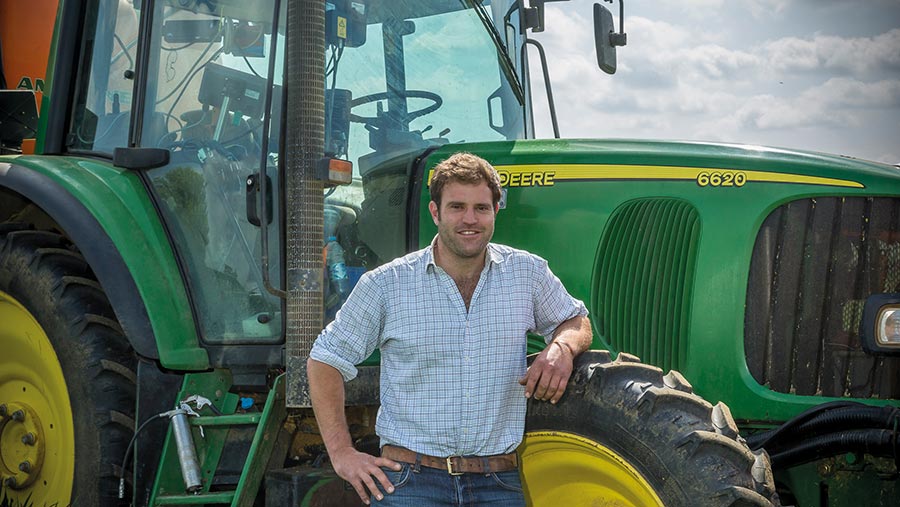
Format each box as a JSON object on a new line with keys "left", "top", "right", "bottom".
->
{"left": 326, "top": 0, "right": 526, "bottom": 176}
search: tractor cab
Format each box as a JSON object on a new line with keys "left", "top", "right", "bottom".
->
{"left": 61, "top": 0, "right": 531, "bottom": 350}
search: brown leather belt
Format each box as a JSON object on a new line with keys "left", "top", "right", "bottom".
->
{"left": 381, "top": 445, "right": 518, "bottom": 475}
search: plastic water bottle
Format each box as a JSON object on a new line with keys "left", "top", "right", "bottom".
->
{"left": 325, "top": 237, "right": 350, "bottom": 302}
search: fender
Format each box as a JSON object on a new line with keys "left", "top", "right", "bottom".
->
{"left": 0, "top": 156, "right": 209, "bottom": 370}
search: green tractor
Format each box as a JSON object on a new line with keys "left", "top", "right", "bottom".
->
{"left": 0, "top": 0, "right": 897, "bottom": 506}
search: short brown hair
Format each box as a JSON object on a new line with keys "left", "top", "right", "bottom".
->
{"left": 429, "top": 152, "right": 502, "bottom": 208}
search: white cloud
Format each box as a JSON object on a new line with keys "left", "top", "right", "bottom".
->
{"left": 800, "top": 78, "right": 900, "bottom": 108}
{"left": 743, "top": 0, "right": 790, "bottom": 18}
{"left": 765, "top": 29, "right": 900, "bottom": 74}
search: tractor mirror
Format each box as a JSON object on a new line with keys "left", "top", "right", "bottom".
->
{"left": 593, "top": 4, "right": 617, "bottom": 74}
{"left": 0, "top": 90, "right": 38, "bottom": 153}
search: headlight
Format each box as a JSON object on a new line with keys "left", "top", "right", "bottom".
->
{"left": 877, "top": 305, "right": 900, "bottom": 346}
{"left": 861, "top": 295, "right": 900, "bottom": 355}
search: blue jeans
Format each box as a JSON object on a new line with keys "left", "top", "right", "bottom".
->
{"left": 371, "top": 462, "right": 525, "bottom": 506}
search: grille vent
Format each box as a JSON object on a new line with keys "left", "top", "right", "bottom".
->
{"left": 593, "top": 198, "right": 701, "bottom": 373}
{"left": 745, "top": 197, "right": 900, "bottom": 398}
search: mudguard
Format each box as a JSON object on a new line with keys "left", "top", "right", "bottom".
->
{"left": 0, "top": 155, "right": 209, "bottom": 369}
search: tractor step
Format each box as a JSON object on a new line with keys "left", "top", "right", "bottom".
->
{"left": 154, "top": 491, "right": 235, "bottom": 505}
{"left": 148, "top": 371, "right": 286, "bottom": 507}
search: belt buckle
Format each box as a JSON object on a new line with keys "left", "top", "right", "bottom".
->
{"left": 446, "top": 456, "right": 463, "bottom": 476}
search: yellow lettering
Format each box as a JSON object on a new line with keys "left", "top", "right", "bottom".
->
{"left": 521, "top": 172, "right": 532, "bottom": 186}
{"left": 498, "top": 170, "right": 509, "bottom": 186}
{"left": 509, "top": 172, "right": 521, "bottom": 187}
{"left": 544, "top": 172, "right": 555, "bottom": 186}
{"left": 532, "top": 172, "right": 544, "bottom": 186}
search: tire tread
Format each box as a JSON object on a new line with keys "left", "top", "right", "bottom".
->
{"left": 0, "top": 225, "right": 137, "bottom": 505}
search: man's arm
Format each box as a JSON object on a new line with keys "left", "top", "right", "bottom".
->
{"left": 519, "top": 314, "right": 592, "bottom": 404}
{"left": 307, "top": 358, "right": 400, "bottom": 505}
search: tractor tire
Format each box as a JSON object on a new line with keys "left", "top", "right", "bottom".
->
{"left": 522, "top": 350, "right": 779, "bottom": 507}
{"left": 0, "top": 225, "right": 136, "bottom": 506}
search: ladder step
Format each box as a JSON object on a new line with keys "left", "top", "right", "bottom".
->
{"left": 155, "top": 491, "right": 236, "bottom": 505}
{"left": 190, "top": 413, "right": 261, "bottom": 426}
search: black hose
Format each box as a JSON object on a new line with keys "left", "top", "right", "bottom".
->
{"left": 769, "top": 429, "right": 898, "bottom": 469}
{"left": 118, "top": 413, "right": 165, "bottom": 500}
{"left": 746, "top": 401, "right": 867, "bottom": 450}
{"left": 748, "top": 405, "right": 900, "bottom": 451}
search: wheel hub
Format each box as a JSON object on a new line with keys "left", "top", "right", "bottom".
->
{"left": 519, "top": 431, "right": 664, "bottom": 507}
{"left": 0, "top": 401, "right": 46, "bottom": 488}
{"left": 0, "top": 290, "right": 74, "bottom": 504}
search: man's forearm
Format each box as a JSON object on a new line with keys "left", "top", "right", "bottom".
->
{"left": 551, "top": 315, "right": 592, "bottom": 356}
{"left": 307, "top": 358, "right": 353, "bottom": 453}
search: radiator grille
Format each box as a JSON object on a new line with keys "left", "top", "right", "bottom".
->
{"left": 745, "top": 197, "right": 900, "bottom": 398}
{"left": 593, "top": 198, "right": 701, "bottom": 372}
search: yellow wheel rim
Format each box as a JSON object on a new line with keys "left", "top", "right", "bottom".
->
{"left": 0, "top": 290, "right": 74, "bottom": 505}
{"left": 520, "top": 431, "right": 664, "bottom": 507}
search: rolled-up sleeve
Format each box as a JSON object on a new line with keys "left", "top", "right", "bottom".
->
{"left": 531, "top": 257, "right": 588, "bottom": 341}
{"left": 309, "top": 271, "right": 385, "bottom": 381}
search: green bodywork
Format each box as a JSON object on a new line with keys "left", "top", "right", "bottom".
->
{"left": 420, "top": 140, "right": 900, "bottom": 423}
{"left": 0, "top": 155, "right": 208, "bottom": 369}
{"left": 418, "top": 140, "right": 900, "bottom": 504}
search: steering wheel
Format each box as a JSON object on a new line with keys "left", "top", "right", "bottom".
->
{"left": 349, "top": 90, "right": 443, "bottom": 124}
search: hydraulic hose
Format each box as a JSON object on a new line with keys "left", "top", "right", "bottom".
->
{"left": 747, "top": 405, "right": 900, "bottom": 451}
{"left": 769, "top": 429, "right": 899, "bottom": 470}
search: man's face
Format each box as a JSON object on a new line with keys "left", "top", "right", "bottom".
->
{"left": 429, "top": 181, "right": 497, "bottom": 261}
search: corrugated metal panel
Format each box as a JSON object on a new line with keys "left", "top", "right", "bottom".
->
{"left": 593, "top": 198, "right": 700, "bottom": 372}
{"left": 745, "top": 197, "right": 900, "bottom": 398}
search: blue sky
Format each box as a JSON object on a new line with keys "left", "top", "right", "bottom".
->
{"left": 529, "top": 0, "right": 900, "bottom": 164}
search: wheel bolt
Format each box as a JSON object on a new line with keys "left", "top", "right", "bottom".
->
{"left": 4, "top": 476, "right": 16, "bottom": 488}
{"left": 21, "top": 432, "right": 36, "bottom": 445}
{"left": 18, "top": 461, "right": 31, "bottom": 473}
{"left": 10, "top": 409, "right": 25, "bottom": 422}
{"left": 0, "top": 404, "right": 7, "bottom": 417}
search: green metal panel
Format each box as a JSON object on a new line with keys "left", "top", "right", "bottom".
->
{"left": 231, "top": 374, "right": 287, "bottom": 507}
{"left": 4, "top": 155, "right": 208, "bottom": 369}
{"left": 419, "top": 139, "right": 900, "bottom": 426}
{"left": 776, "top": 458, "right": 899, "bottom": 506}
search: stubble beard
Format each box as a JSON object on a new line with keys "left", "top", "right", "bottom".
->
{"left": 437, "top": 220, "right": 493, "bottom": 261}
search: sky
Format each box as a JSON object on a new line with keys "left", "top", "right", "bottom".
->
{"left": 528, "top": 0, "right": 900, "bottom": 165}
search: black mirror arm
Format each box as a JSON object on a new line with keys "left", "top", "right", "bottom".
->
{"left": 521, "top": 0, "right": 570, "bottom": 34}
{"left": 603, "top": 0, "right": 627, "bottom": 46}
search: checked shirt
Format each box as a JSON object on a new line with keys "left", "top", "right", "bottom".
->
{"left": 309, "top": 241, "right": 587, "bottom": 457}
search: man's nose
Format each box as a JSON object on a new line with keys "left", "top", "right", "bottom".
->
{"left": 462, "top": 207, "right": 478, "bottom": 223}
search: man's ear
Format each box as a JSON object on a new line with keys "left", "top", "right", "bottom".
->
{"left": 429, "top": 201, "right": 440, "bottom": 225}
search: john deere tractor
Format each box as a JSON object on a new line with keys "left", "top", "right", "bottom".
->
{"left": 0, "top": 1, "right": 897, "bottom": 506}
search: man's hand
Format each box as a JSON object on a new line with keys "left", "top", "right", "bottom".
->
{"left": 519, "top": 340, "right": 575, "bottom": 404}
{"left": 308, "top": 359, "right": 402, "bottom": 504}
{"left": 330, "top": 446, "right": 402, "bottom": 505}
{"left": 519, "top": 315, "right": 592, "bottom": 404}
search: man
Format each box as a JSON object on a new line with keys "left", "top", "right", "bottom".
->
{"left": 308, "top": 152, "right": 592, "bottom": 506}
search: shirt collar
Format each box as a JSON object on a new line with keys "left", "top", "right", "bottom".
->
{"left": 425, "top": 236, "right": 504, "bottom": 273}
